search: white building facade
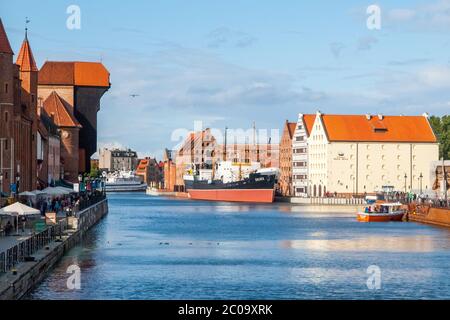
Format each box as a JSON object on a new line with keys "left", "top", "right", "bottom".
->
{"left": 292, "top": 114, "right": 314, "bottom": 197}
{"left": 307, "top": 112, "right": 439, "bottom": 197}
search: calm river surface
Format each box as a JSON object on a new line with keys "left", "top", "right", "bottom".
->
{"left": 27, "top": 192, "right": 450, "bottom": 300}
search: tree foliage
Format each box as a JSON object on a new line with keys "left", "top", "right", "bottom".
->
{"left": 429, "top": 115, "right": 450, "bottom": 160}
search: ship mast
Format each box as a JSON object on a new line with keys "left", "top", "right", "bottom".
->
{"left": 223, "top": 126, "right": 228, "bottom": 162}
{"left": 253, "top": 121, "right": 260, "bottom": 163}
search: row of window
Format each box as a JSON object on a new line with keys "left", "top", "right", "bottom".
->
{"left": 4, "top": 83, "right": 36, "bottom": 102}
{"left": 293, "top": 148, "right": 307, "bottom": 154}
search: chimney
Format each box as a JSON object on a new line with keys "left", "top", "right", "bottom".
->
{"left": 378, "top": 114, "right": 384, "bottom": 120}
{"left": 365, "top": 114, "right": 371, "bottom": 120}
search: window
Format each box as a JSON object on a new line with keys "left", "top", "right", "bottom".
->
{"left": 4, "top": 83, "right": 8, "bottom": 93}
{"left": 296, "top": 136, "right": 304, "bottom": 142}
{"left": 4, "top": 112, "right": 8, "bottom": 123}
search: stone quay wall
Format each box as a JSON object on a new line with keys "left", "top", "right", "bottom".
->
{"left": 0, "top": 199, "right": 108, "bottom": 300}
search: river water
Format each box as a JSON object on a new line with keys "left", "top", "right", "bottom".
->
{"left": 27, "top": 192, "right": 450, "bottom": 300}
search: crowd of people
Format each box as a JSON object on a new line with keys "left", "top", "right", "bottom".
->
{"left": 0, "top": 186, "right": 106, "bottom": 237}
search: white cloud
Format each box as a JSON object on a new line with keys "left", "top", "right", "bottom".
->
{"left": 387, "top": 9, "right": 416, "bottom": 22}
{"left": 386, "top": 0, "right": 450, "bottom": 31}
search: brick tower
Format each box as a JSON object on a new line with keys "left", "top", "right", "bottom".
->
{"left": 0, "top": 18, "right": 15, "bottom": 193}
{"left": 38, "top": 61, "right": 110, "bottom": 176}
{"left": 16, "top": 29, "right": 39, "bottom": 191}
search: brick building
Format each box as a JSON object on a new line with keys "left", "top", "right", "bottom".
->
{"left": 38, "top": 61, "right": 110, "bottom": 175}
{"left": 162, "top": 149, "right": 177, "bottom": 192}
{"left": 174, "top": 128, "right": 216, "bottom": 191}
{"left": 42, "top": 91, "right": 81, "bottom": 182}
{"left": 99, "top": 148, "right": 139, "bottom": 172}
{"left": 0, "top": 18, "right": 110, "bottom": 190}
{"left": 278, "top": 121, "right": 296, "bottom": 196}
{"left": 0, "top": 20, "right": 38, "bottom": 193}
{"left": 135, "top": 157, "right": 163, "bottom": 188}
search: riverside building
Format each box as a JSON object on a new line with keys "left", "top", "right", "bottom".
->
{"left": 292, "top": 114, "right": 315, "bottom": 197}
{"left": 306, "top": 111, "right": 439, "bottom": 197}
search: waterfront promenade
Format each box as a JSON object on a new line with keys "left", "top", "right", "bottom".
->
{"left": 0, "top": 197, "right": 108, "bottom": 300}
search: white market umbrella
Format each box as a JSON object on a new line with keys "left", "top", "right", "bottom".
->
{"left": 42, "top": 187, "right": 70, "bottom": 196}
{"left": 31, "top": 190, "right": 47, "bottom": 196}
{"left": 55, "top": 186, "right": 75, "bottom": 194}
{"left": 0, "top": 202, "right": 41, "bottom": 234}
{"left": 19, "top": 191, "right": 37, "bottom": 197}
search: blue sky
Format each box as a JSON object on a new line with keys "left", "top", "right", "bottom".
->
{"left": 2, "top": 0, "right": 450, "bottom": 158}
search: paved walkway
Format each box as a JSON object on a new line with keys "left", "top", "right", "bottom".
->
{"left": 0, "top": 230, "right": 34, "bottom": 253}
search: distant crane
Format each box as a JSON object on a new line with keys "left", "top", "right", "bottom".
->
{"left": 129, "top": 94, "right": 140, "bottom": 98}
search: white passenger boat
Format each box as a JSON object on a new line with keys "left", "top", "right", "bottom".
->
{"left": 105, "top": 171, "right": 147, "bottom": 192}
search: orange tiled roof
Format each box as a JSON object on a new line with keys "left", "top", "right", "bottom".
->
{"left": 39, "top": 61, "right": 110, "bottom": 87}
{"left": 287, "top": 122, "right": 296, "bottom": 139}
{"left": 0, "top": 18, "right": 13, "bottom": 54}
{"left": 43, "top": 91, "right": 82, "bottom": 128}
{"left": 16, "top": 38, "right": 38, "bottom": 72}
{"left": 320, "top": 114, "right": 437, "bottom": 143}
{"left": 302, "top": 114, "right": 315, "bottom": 136}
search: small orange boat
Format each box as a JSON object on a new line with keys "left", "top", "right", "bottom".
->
{"left": 357, "top": 203, "right": 406, "bottom": 222}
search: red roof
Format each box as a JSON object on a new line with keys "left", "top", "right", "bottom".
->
{"left": 302, "top": 114, "right": 315, "bottom": 136}
{"left": 39, "top": 61, "right": 110, "bottom": 87}
{"left": 16, "top": 38, "right": 38, "bottom": 72}
{"left": 320, "top": 114, "right": 437, "bottom": 143}
{"left": 0, "top": 19, "right": 13, "bottom": 54}
{"left": 286, "top": 122, "right": 296, "bottom": 139}
{"left": 43, "top": 92, "right": 82, "bottom": 128}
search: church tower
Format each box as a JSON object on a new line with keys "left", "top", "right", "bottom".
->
{"left": 16, "top": 28, "right": 39, "bottom": 190}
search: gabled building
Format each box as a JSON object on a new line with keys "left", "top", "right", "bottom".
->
{"left": 175, "top": 128, "right": 216, "bottom": 190}
{"left": 136, "top": 157, "right": 163, "bottom": 188}
{"left": 307, "top": 112, "right": 439, "bottom": 197}
{"left": 42, "top": 91, "right": 81, "bottom": 182}
{"left": 292, "top": 114, "right": 315, "bottom": 197}
{"left": 162, "top": 148, "right": 177, "bottom": 192}
{"left": 0, "top": 19, "right": 38, "bottom": 192}
{"left": 98, "top": 148, "right": 138, "bottom": 172}
{"left": 36, "top": 105, "right": 61, "bottom": 187}
{"left": 278, "top": 121, "right": 297, "bottom": 196}
{"left": 213, "top": 143, "right": 279, "bottom": 169}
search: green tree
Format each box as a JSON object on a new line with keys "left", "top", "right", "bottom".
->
{"left": 89, "top": 167, "right": 101, "bottom": 178}
{"left": 429, "top": 115, "right": 450, "bottom": 160}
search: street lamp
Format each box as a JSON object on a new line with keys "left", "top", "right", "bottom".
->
{"left": 352, "top": 176, "right": 356, "bottom": 197}
{"left": 15, "top": 173, "right": 20, "bottom": 198}
{"left": 0, "top": 172, "right": 3, "bottom": 194}
{"left": 404, "top": 173, "right": 407, "bottom": 193}
{"left": 102, "top": 171, "right": 107, "bottom": 195}
{"left": 419, "top": 173, "right": 423, "bottom": 194}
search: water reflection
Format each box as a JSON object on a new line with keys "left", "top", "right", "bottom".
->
{"left": 282, "top": 235, "right": 444, "bottom": 252}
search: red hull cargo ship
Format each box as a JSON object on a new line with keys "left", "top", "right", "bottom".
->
{"left": 184, "top": 162, "right": 278, "bottom": 203}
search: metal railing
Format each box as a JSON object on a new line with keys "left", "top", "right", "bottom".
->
{"left": 0, "top": 218, "right": 68, "bottom": 274}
